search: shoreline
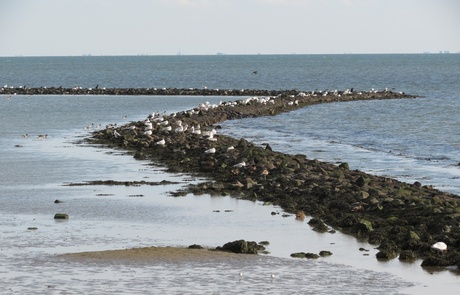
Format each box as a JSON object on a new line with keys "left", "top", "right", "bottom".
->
{"left": 85, "top": 88, "right": 460, "bottom": 268}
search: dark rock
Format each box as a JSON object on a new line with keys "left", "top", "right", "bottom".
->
{"left": 355, "top": 176, "right": 367, "bottom": 187}
{"left": 305, "top": 253, "right": 320, "bottom": 259}
{"left": 399, "top": 250, "right": 417, "bottom": 261}
{"left": 319, "top": 250, "right": 333, "bottom": 257}
{"left": 188, "top": 244, "right": 204, "bottom": 249}
{"left": 352, "top": 219, "right": 374, "bottom": 235}
{"left": 339, "top": 162, "right": 349, "bottom": 170}
{"left": 290, "top": 252, "right": 320, "bottom": 259}
{"left": 421, "top": 255, "right": 450, "bottom": 267}
{"left": 290, "top": 252, "right": 307, "bottom": 258}
{"left": 54, "top": 213, "right": 69, "bottom": 220}
{"left": 308, "top": 218, "right": 329, "bottom": 232}
{"left": 376, "top": 250, "right": 398, "bottom": 260}
{"left": 215, "top": 240, "right": 259, "bottom": 254}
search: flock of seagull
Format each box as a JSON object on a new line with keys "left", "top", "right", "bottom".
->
{"left": 104, "top": 98, "right": 289, "bottom": 169}
{"left": 113, "top": 109, "right": 251, "bottom": 166}
{"left": 21, "top": 133, "right": 48, "bottom": 140}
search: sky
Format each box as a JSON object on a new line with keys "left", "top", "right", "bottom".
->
{"left": 1, "top": 0, "right": 459, "bottom": 56}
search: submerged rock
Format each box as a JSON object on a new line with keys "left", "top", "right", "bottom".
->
{"left": 188, "top": 244, "right": 204, "bottom": 249}
{"left": 319, "top": 250, "right": 333, "bottom": 257}
{"left": 54, "top": 213, "right": 69, "bottom": 220}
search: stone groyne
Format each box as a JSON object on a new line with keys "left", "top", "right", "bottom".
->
{"left": 0, "top": 86, "right": 407, "bottom": 98}
{"left": 84, "top": 89, "right": 459, "bottom": 268}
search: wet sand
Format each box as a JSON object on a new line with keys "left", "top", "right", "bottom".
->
{"left": 62, "top": 246, "right": 260, "bottom": 263}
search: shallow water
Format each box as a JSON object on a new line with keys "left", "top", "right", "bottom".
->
{"left": 220, "top": 96, "right": 460, "bottom": 195}
{"left": 1, "top": 95, "right": 459, "bottom": 294}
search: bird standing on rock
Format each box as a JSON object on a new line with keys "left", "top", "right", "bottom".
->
{"left": 233, "top": 161, "right": 246, "bottom": 168}
{"left": 204, "top": 148, "right": 216, "bottom": 154}
{"left": 431, "top": 242, "right": 447, "bottom": 253}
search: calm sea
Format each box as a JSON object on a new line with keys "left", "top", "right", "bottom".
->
{"left": 1, "top": 54, "right": 459, "bottom": 294}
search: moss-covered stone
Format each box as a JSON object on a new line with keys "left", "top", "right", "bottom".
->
{"left": 54, "top": 213, "right": 69, "bottom": 220}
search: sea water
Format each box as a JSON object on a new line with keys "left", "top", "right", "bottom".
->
{"left": 1, "top": 54, "right": 459, "bottom": 294}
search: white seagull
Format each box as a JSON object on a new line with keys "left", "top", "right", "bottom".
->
{"left": 233, "top": 161, "right": 246, "bottom": 168}
{"left": 431, "top": 242, "right": 447, "bottom": 253}
{"left": 204, "top": 148, "right": 216, "bottom": 154}
{"left": 144, "top": 122, "right": 153, "bottom": 130}
{"left": 155, "top": 139, "right": 165, "bottom": 145}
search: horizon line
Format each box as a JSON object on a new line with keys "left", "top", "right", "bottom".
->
{"left": 1, "top": 51, "right": 459, "bottom": 58}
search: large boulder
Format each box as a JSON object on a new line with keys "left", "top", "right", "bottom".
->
{"left": 216, "top": 240, "right": 259, "bottom": 254}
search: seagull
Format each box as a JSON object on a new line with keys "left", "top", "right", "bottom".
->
{"left": 261, "top": 169, "right": 269, "bottom": 179}
{"left": 191, "top": 126, "right": 201, "bottom": 135}
{"left": 204, "top": 148, "right": 216, "bottom": 154}
{"left": 125, "top": 125, "right": 137, "bottom": 131}
{"left": 431, "top": 242, "right": 447, "bottom": 253}
{"left": 113, "top": 130, "right": 121, "bottom": 138}
{"left": 144, "top": 122, "right": 153, "bottom": 130}
{"left": 233, "top": 161, "right": 246, "bottom": 168}
{"left": 202, "top": 128, "right": 217, "bottom": 140}
{"left": 155, "top": 139, "right": 165, "bottom": 145}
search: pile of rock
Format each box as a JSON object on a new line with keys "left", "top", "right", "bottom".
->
{"left": 88, "top": 89, "right": 460, "bottom": 268}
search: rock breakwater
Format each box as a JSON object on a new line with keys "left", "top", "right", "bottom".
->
{"left": 86, "top": 89, "right": 460, "bottom": 268}
{"left": 2, "top": 86, "right": 411, "bottom": 98}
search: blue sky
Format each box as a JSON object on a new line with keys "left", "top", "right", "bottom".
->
{"left": 1, "top": 0, "right": 459, "bottom": 56}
